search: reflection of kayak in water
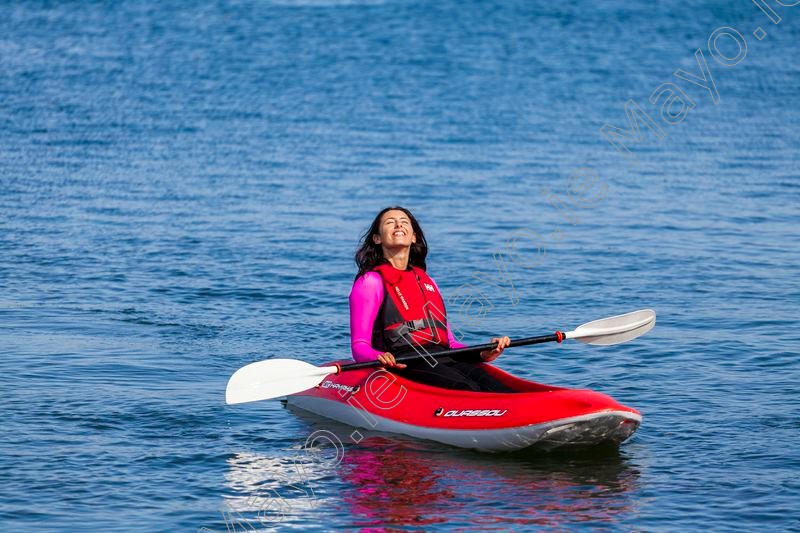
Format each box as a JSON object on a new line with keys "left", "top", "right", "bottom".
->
{"left": 287, "top": 361, "right": 641, "bottom": 453}
{"left": 225, "top": 435, "right": 641, "bottom": 529}
{"left": 333, "top": 438, "right": 640, "bottom": 529}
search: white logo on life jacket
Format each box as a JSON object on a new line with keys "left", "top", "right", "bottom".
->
{"left": 443, "top": 409, "right": 508, "bottom": 417}
{"left": 394, "top": 286, "right": 409, "bottom": 310}
{"left": 423, "top": 283, "right": 435, "bottom": 292}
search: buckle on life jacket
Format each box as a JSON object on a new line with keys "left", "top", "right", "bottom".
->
{"left": 403, "top": 317, "right": 448, "bottom": 333}
{"left": 385, "top": 317, "right": 448, "bottom": 344}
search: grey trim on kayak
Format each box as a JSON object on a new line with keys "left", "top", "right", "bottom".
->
{"left": 286, "top": 396, "right": 641, "bottom": 452}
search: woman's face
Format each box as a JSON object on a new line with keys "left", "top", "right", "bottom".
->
{"left": 373, "top": 209, "right": 417, "bottom": 251}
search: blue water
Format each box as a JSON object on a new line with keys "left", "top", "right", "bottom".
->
{"left": 2, "top": 0, "right": 799, "bottom": 531}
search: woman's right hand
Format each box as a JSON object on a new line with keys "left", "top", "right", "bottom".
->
{"left": 377, "top": 352, "right": 407, "bottom": 369}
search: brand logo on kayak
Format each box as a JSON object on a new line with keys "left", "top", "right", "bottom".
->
{"left": 321, "top": 381, "right": 356, "bottom": 394}
{"left": 423, "top": 283, "right": 435, "bottom": 292}
{"left": 443, "top": 409, "right": 507, "bottom": 417}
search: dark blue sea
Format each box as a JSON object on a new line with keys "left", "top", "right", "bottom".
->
{"left": 2, "top": 0, "right": 799, "bottom": 531}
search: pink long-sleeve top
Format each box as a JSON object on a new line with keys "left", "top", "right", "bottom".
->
{"left": 349, "top": 271, "right": 466, "bottom": 362}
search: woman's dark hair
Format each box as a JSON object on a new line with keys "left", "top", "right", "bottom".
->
{"left": 355, "top": 206, "right": 428, "bottom": 280}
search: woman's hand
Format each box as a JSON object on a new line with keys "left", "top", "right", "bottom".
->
{"left": 480, "top": 336, "right": 511, "bottom": 362}
{"left": 377, "top": 352, "right": 407, "bottom": 369}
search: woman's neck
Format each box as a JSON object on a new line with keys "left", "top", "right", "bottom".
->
{"left": 383, "top": 248, "right": 410, "bottom": 270}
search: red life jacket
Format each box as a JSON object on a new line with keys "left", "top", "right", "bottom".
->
{"left": 372, "top": 264, "right": 450, "bottom": 354}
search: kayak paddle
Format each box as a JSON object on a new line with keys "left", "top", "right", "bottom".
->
{"left": 225, "top": 308, "right": 655, "bottom": 405}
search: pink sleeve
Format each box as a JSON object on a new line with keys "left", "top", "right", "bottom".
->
{"left": 430, "top": 278, "right": 467, "bottom": 349}
{"left": 349, "top": 272, "right": 385, "bottom": 362}
{"left": 447, "top": 326, "right": 467, "bottom": 349}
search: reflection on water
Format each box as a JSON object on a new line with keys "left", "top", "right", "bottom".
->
{"left": 339, "top": 438, "right": 640, "bottom": 530}
{"left": 218, "top": 404, "right": 641, "bottom": 529}
{"left": 221, "top": 452, "right": 332, "bottom": 529}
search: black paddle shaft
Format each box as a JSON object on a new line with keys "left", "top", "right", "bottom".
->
{"left": 341, "top": 332, "right": 563, "bottom": 372}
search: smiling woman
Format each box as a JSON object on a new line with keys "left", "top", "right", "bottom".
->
{"left": 349, "top": 206, "right": 514, "bottom": 392}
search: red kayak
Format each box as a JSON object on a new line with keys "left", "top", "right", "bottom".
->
{"left": 287, "top": 360, "right": 641, "bottom": 453}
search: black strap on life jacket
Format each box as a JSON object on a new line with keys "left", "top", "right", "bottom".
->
{"left": 384, "top": 317, "right": 449, "bottom": 345}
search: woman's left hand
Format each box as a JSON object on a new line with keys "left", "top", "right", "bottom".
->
{"left": 480, "top": 336, "right": 511, "bottom": 362}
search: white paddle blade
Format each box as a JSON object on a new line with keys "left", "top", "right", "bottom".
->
{"left": 225, "top": 359, "right": 338, "bottom": 405}
{"left": 566, "top": 309, "right": 656, "bottom": 346}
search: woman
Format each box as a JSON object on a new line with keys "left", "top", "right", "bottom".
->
{"left": 349, "top": 206, "right": 514, "bottom": 392}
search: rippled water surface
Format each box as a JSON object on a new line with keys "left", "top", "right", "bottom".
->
{"left": 2, "top": 0, "right": 799, "bottom": 531}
